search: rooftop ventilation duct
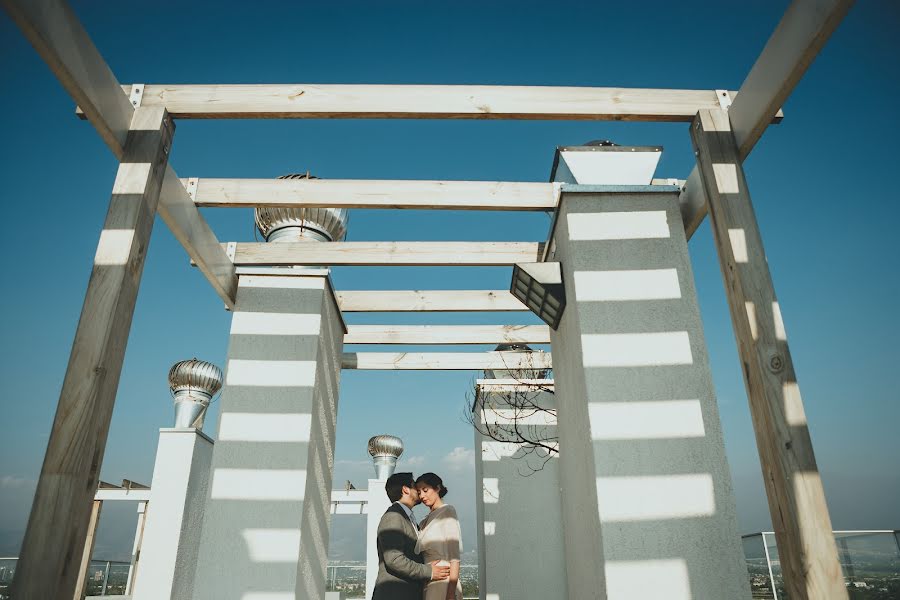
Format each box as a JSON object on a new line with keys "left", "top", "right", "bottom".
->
{"left": 368, "top": 435, "right": 404, "bottom": 480}
{"left": 550, "top": 140, "right": 662, "bottom": 185}
{"left": 255, "top": 172, "right": 350, "bottom": 243}
{"left": 485, "top": 343, "right": 550, "bottom": 381}
{"left": 168, "top": 358, "right": 223, "bottom": 429}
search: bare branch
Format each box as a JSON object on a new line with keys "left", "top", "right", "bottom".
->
{"left": 464, "top": 349, "right": 557, "bottom": 475}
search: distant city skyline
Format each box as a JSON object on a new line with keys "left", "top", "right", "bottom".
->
{"left": 1, "top": 0, "right": 898, "bottom": 571}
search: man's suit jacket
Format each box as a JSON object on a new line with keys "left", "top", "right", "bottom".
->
{"left": 372, "top": 503, "right": 431, "bottom": 600}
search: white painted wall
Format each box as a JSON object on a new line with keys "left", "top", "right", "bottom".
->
{"left": 365, "top": 478, "right": 391, "bottom": 600}
{"left": 132, "top": 428, "right": 213, "bottom": 600}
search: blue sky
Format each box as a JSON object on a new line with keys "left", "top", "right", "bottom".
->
{"left": 1, "top": 0, "right": 898, "bottom": 563}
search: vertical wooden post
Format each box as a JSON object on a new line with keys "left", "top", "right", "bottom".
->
{"left": 72, "top": 499, "right": 102, "bottom": 600}
{"left": 125, "top": 501, "right": 148, "bottom": 594}
{"left": 690, "top": 108, "right": 846, "bottom": 599}
{"left": 11, "top": 106, "right": 174, "bottom": 599}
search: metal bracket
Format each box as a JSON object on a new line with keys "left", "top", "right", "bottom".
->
{"left": 225, "top": 241, "right": 237, "bottom": 263}
{"left": 186, "top": 177, "right": 199, "bottom": 202}
{"left": 715, "top": 89, "right": 733, "bottom": 111}
{"left": 129, "top": 84, "right": 145, "bottom": 108}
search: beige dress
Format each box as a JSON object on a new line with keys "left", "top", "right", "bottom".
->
{"left": 415, "top": 504, "right": 463, "bottom": 600}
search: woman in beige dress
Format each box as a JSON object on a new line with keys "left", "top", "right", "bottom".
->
{"left": 414, "top": 472, "right": 463, "bottom": 600}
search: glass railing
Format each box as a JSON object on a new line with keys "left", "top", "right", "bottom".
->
{"left": 743, "top": 530, "right": 900, "bottom": 599}
{"left": 325, "top": 564, "right": 480, "bottom": 599}
{"left": 0, "top": 558, "right": 130, "bottom": 599}
{"left": 1, "top": 559, "right": 479, "bottom": 599}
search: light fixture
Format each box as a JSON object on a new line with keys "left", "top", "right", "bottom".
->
{"left": 510, "top": 262, "right": 566, "bottom": 330}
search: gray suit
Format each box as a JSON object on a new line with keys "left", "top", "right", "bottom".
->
{"left": 372, "top": 503, "right": 431, "bottom": 600}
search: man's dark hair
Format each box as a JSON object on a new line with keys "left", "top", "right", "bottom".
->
{"left": 385, "top": 472, "right": 415, "bottom": 502}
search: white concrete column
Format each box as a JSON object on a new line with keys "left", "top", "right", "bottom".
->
{"left": 549, "top": 188, "right": 751, "bottom": 599}
{"left": 192, "top": 272, "right": 345, "bottom": 600}
{"left": 133, "top": 428, "right": 214, "bottom": 600}
{"left": 473, "top": 379, "right": 566, "bottom": 600}
{"left": 365, "top": 478, "right": 392, "bottom": 600}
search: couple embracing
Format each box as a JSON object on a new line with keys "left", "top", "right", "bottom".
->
{"left": 372, "top": 471, "right": 463, "bottom": 600}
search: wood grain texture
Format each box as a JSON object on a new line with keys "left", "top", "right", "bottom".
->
{"left": 3, "top": 0, "right": 236, "bottom": 307}
{"left": 2, "top": 0, "right": 133, "bottom": 157}
{"left": 160, "top": 170, "right": 237, "bottom": 307}
{"left": 191, "top": 178, "right": 559, "bottom": 211}
{"left": 691, "top": 108, "right": 846, "bottom": 600}
{"left": 680, "top": 0, "right": 853, "bottom": 240}
{"left": 344, "top": 324, "right": 549, "bottom": 345}
{"left": 341, "top": 351, "right": 552, "bottom": 370}
{"left": 11, "top": 108, "right": 174, "bottom": 600}
{"left": 82, "top": 84, "right": 744, "bottom": 121}
{"left": 336, "top": 290, "right": 527, "bottom": 312}
{"left": 230, "top": 242, "right": 544, "bottom": 266}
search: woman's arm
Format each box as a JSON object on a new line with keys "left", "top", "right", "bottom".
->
{"left": 444, "top": 506, "right": 462, "bottom": 599}
{"left": 445, "top": 560, "right": 460, "bottom": 600}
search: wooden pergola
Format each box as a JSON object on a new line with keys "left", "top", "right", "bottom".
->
{"left": 3, "top": 0, "right": 854, "bottom": 598}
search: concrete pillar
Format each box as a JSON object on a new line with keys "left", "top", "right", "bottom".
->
{"left": 473, "top": 378, "right": 566, "bottom": 600}
{"left": 549, "top": 188, "right": 751, "bottom": 599}
{"left": 133, "top": 428, "right": 214, "bottom": 600}
{"left": 192, "top": 272, "right": 345, "bottom": 600}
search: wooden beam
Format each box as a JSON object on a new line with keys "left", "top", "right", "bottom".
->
{"left": 4, "top": 0, "right": 236, "bottom": 308}
{"left": 93, "top": 488, "right": 153, "bottom": 502}
{"left": 190, "top": 178, "right": 559, "bottom": 211}
{"left": 344, "top": 325, "right": 550, "bottom": 345}
{"left": 11, "top": 107, "right": 174, "bottom": 599}
{"left": 72, "top": 500, "right": 102, "bottom": 600}
{"left": 230, "top": 242, "right": 544, "bottom": 266}
{"left": 336, "top": 290, "right": 527, "bottom": 312}
{"left": 191, "top": 178, "right": 686, "bottom": 213}
{"left": 691, "top": 108, "right": 846, "bottom": 600}
{"left": 681, "top": 0, "right": 854, "bottom": 239}
{"left": 160, "top": 169, "right": 237, "bottom": 308}
{"left": 78, "top": 84, "right": 757, "bottom": 121}
{"left": 124, "top": 501, "right": 148, "bottom": 595}
{"left": 728, "top": 0, "right": 854, "bottom": 158}
{"left": 2, "top": 0, "right": 133, "bottom": 157}
{"left": 342, "top": 351, "right": 552, "bottom": 370}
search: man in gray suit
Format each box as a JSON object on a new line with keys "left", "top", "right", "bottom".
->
{"left": 372, "top": 472, "right": 449, "bottom": 600}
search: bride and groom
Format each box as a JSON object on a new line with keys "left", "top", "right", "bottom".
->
{"left": 372, "top": 471, "right": 463, "bottom": 600}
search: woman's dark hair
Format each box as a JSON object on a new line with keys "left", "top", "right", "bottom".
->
{"left": 415, "top": 472, "right": 448, "bottom": 498}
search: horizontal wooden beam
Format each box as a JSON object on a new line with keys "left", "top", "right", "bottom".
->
{"left": 82, "top": 84, "right": 753, "bottom": 121}
{"left": 190, "top": 178, "right": 686, "bottom": 212}
{"left": 229, "top": 242, "right": 543, "bottom": 266}
{"left": 344, "top": 325, "right": 549, "bottom": 345}
{"left": 336, "top": 290, "right": 527, "bottom": 312}
{"left": 341, "top": 351, "right": 552, "bottom": 370}
{"left": 191, "top": 178, "right": 560, "bottom": 211}
{"left": 94, "top": 488, "right": 152, "bottom": 502}
{"left": 681, "top": 0, "right": 852, "bottom": 239}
